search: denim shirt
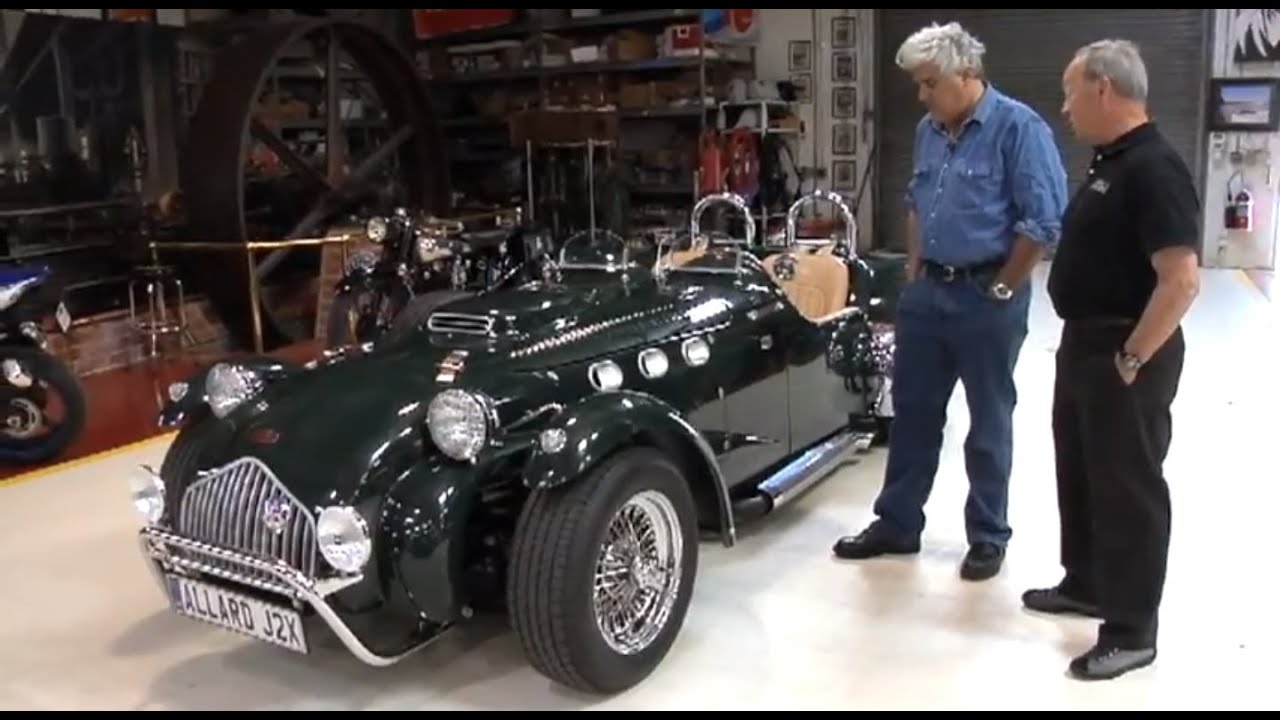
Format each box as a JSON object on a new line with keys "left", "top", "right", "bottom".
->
{"left": 905, "top": 84, "right": 1069, "bottom": 267}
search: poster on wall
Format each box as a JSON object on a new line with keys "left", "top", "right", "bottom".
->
{"left": 1232, "top": 10, "right": 1280, "bottom": 63}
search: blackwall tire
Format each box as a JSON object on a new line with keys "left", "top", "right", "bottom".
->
{"left": 507, "top": 447, "right": 699, "bottom": 694}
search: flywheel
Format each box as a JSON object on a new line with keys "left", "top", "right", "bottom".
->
{"left": 180, "top": 17, "right": 450, "bottom": 351}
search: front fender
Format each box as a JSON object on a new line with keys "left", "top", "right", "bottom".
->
{"left": 382, "top": 458, "right": 480, "bottom": 624}
{"left": 520, "top": 390, "right": 735, "bottom": 546}
{"left": 158, "top": 355, "right": 299, "bottom": 428}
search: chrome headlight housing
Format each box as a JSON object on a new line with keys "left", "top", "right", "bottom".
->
{"left": 316, "top": 506, "right": 371, "bottom": 573}
{"left": 205, "top": 363, "right": 263, "bottom": 419}
{"left": 365, "top": 216, "right": 388, "bottom": 243}
{"left": 129, "top": 464, "right": 165, "bottom": 525}
{"left": 427, "top": 389, "right": 492, "bottom": 461}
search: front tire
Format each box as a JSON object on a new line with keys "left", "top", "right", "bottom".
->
{"left": 507, "top": 447, "right": 699, "bottom": 694}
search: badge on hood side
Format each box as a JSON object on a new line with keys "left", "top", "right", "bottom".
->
{"left": 436, "top": 349, "right": 468, "bottom": 384}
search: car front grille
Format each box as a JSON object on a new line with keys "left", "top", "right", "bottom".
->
{"left": 174, "top": 456, "right": 319, "bottom": 589}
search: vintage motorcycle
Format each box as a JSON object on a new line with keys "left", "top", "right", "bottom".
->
{"left": 325, "top": 206, "right": 556, "bottom": 348}
{"left": 0, "top": 265, "right": 87, "bottom": 465}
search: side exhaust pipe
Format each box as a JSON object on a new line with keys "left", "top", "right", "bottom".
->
{"left": 731, "top": 429, "right": 873, "bottom": 521}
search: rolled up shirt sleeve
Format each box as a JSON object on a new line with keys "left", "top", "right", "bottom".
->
{"left": 1008, "top": 116, "right": 1069, "bottom": 247}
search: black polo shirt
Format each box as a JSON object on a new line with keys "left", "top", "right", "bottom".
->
{"left": 1046, "top": 122, "right": 1201, "bottom": 321}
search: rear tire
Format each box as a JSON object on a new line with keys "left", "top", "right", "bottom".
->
{"left": 507, "top": 447, "right": 699, "bottom": 694}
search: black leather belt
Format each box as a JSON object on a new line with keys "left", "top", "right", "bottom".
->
{"left": 921, "top": 258, "right": 1005, "bottom": 282}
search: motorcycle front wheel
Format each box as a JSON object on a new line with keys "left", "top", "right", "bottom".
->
{"left": 0, "top": 345, "right": 87, "bottom": 465}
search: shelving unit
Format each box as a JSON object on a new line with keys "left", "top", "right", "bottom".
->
{"left": 412, "top": 9, "right": 782, "bottom": 236}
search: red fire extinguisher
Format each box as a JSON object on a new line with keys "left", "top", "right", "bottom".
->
{"left": 1224, "top": 188, "right": 1254, "bottom": 232}
{"left": 698, "top": 130, "right": 725, "bottom": 196}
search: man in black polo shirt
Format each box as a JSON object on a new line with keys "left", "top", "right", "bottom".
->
{"left": 1029, "top": 39, "right": 1201, "bottom": 681}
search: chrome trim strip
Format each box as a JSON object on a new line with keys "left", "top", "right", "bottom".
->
{"left": 138, "top": 527, "right": 438, "bottom": 668}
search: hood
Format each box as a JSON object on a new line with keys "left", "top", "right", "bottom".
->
{"left": 214, "top": 275, "right": 770, "bottom": 508}
{"left": 220, "top": 344, "right": 448, "bottom": 509}
{"left": 420, "top": 276, "right": 765, "bottom": 371}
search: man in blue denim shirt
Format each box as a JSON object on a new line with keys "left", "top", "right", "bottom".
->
{"left": 834, "top": 22, "right": 1068, "bottom": 581}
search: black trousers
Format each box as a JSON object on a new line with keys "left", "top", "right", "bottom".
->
{"left": 1052, "top": 320, "right": 1184, "bottom": 648}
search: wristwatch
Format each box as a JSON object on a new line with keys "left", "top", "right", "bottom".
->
{"left": 1117, "top": 350, "right": 1144, "bottom": 373}
{"left": 989, "top": 282, "right": 1013, "bottom": 301}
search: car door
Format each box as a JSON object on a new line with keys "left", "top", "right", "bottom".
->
{"left": 713, "top": 300, "right": 791, "bottom": 485}
{"left": 781, "top": 312, "right": 851, "bottom": 452}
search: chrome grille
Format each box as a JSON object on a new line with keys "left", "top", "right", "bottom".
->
{"left": 427, "top": 312, "right": 496, "bottom": 336}
{"left": 175, "top": 456, "right": 319, "bottom": 587}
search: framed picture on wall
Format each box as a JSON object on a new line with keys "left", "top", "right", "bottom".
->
{"left": 832, "top": 160, "right": 856, "bottom": 191}
{"left": 790, "top": 73, "right": 812, "bottom": 103}
{"left": 788, "top": 39, "right": 812, "bottom": 72}
{"left": 832, "top": 51, "right": 856, "bottom": 83}
{"left": 832, "top": 122, "right": 857, "bottom": 155}
{"left": 832, "top": 86, "right": 856, "bottom": 119}
{"left": 832, "top": 16, "right": 856, "bottom": 49}
{"left": 1207, "top": 77, "right": 1280, "bottom": 132}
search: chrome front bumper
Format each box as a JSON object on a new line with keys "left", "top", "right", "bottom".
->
{"left": 138, "top": 526, "right": 419, "bottom": 667}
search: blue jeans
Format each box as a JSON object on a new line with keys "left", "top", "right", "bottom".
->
{"left": 872, "top": 272, "right": 1030, "bottom": 547}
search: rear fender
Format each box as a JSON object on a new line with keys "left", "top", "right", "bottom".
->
{"left": 158, "top": 356, "right": 299, "bottom": 428}
{"left": 520, "top": 390, "right": 735, "bottom": 547}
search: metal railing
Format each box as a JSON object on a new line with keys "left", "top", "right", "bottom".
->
{"left": 149, "top": 233, "right": 357, "bottom": 354}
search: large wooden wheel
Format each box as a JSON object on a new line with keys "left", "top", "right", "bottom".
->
{"left": 181, "top": 17, "right": 450, "bottom": 350}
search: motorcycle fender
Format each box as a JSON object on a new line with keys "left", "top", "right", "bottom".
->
{"left": 157, "top": 355, "right": 299, "bottom": 428}
{"left": 520, "top": 390, "right": 735, "bottom": 544}
{"left": 334, "top": 266, "right": 375, "bottom": 295}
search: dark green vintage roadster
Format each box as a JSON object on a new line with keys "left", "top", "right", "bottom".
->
{"left": 130, "top": 189, "right": 902, "bottom": 695}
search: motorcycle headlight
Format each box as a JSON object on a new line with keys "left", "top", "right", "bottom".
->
{"left": 316, "top": 506, "right": 371, "bottom": 574}
{"left": 365, "top": 216, "right": 388, "bottom": 243}
{"left": 205, "top": 363, "right": 262, "bottom": 419}
{"left": 129, "top": 465, "right": 165, "bottom": 525}
{"left": 427, "top": 389, "right": 491, "bottom": 461}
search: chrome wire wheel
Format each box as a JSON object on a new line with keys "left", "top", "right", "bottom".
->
{"left": 591, "top": 489, "right": 685, "bottom": 656}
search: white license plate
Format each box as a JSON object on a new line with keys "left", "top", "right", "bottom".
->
{"left": 54, "top": 302, "right": 71, "bottom": 333}
{"left": 167, "top": 575, "right": 309, "bottom": 654}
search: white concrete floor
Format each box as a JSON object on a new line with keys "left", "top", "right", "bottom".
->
{"left": 2, "top": 264, "right": 1276, "bottom": 711}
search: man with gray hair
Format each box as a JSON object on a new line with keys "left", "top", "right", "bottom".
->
{"left": 833, "top": 22, "right": 1068, "bottom": 582}
{"left": 1029, "top": 39, "right": 1200, "bottom": 681}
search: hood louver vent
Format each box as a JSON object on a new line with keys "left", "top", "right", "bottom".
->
{"left": 427, "top": 312, "right": 497, "bottom": 337}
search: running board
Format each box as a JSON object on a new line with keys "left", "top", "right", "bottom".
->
{"left": 731, "top": 429, "right": 873, "bottom": 521}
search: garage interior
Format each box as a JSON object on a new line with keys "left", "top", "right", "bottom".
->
{"left": 0, "top": 8, "right": 1275, "bottom": 710}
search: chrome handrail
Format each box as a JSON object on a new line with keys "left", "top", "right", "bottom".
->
{"left": 784, "top": 188, "right": 858, "bottom": 258}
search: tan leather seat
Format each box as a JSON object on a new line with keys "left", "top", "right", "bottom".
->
{"left": 761, "top": 244, "right": 850, "bottom": 323}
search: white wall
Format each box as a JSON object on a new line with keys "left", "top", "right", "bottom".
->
{"left": 752, "top": 9, "right": 876, "bottom": 250}
{"left": 1203, "top": 9, "right": 1280, "bottom": 271}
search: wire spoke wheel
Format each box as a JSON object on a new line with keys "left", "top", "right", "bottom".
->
{"left": 591, "top": 489, "right": 685, "bottom": 656}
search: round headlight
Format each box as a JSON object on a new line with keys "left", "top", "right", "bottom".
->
{"left": 365, "top": 216, "right": 388, "bottom": 243}
{"left": 205, "top": 363, "right": 261, "bottom": 419}
{"left": 428, "top": 390, "right": 491, "bottom": 461}
{"left": 316, "top": 506, "right": 371, "bottom": 574}
{"left": 129, "top": 465, "right": 165, "bottom": 525}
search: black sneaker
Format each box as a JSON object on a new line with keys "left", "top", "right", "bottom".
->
{"left": 832, "top": 521, "right": 920, "bottom": 560}
{"left": 1021, "top": 586, "right": 1101, "bottom": 618}
{"left": 959, "top": 542, "right": 1005, "bottom": 581}
{"left": 1068, "top": 643, "right": 1157, "bottom": 681}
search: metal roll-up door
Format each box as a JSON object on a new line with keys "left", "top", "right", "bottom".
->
{"left": 873, "top": 9, "right": 1211, "bottom": 252}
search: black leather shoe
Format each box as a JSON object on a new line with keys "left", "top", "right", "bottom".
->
{"left": 1068, "top": 643, "right": 1157, "bottom": 681}
{"left": 1021, "top": 586, "right": 1101, "bottom": 618}
{"left": 959, "top": 542, "right": 1004, "bottom": 581}
{"left": 832, "top": 522, "right": 920, "bottom": 560}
